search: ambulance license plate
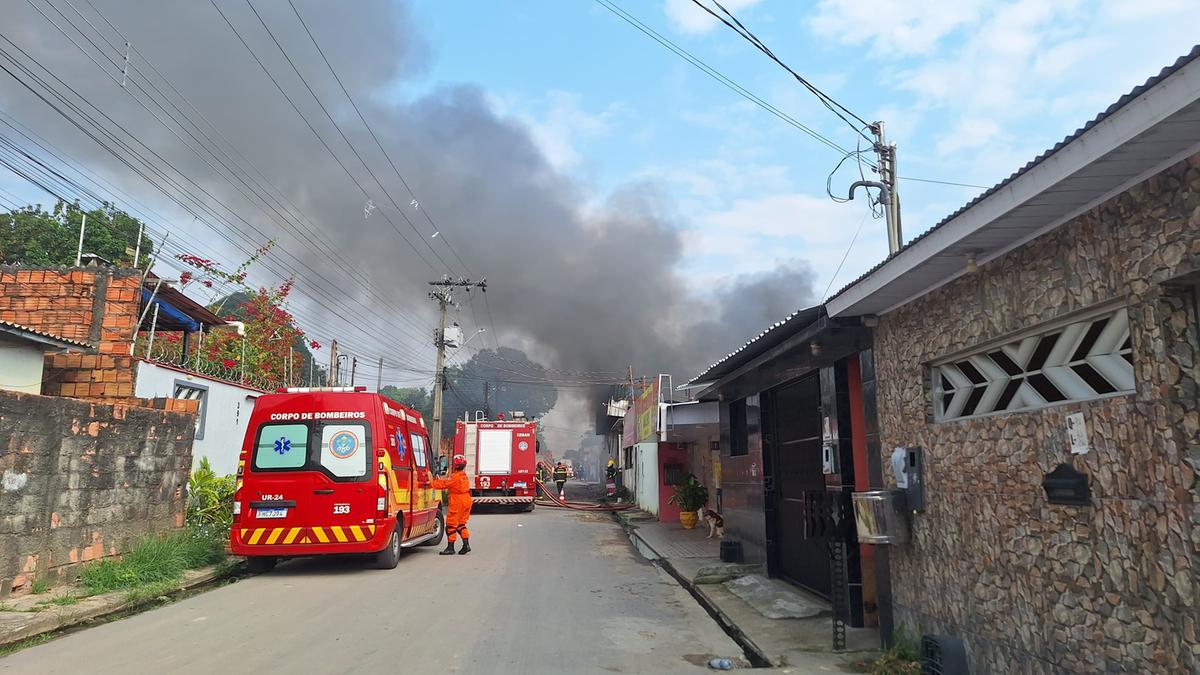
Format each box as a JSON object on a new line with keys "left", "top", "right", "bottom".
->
{"left": 256, "top": 508, "right": 287, "bottom": 519}
{"left": 513, "top": 482, "right": 527, "bottom": 488}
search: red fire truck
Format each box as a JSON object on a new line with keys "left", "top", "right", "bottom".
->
{"left": 453, "top": 412, "right": 538, "bottom": 511}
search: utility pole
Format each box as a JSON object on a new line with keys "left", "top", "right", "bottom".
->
{"left": 376, "top": 356, "right": 383, "bottom": 392}
{"left": 328, "top": 339, "right": 339, "bottom": 386}
{"left": 483, "top": 381, "right": 491, "bottom": 419}
{"left": 846, "top": 121, "right": 902, "bottom": 254}
{"left": 874, "top": 121, "right": 901, "bottom": 254}
{"left": 427, "top": 275, "right": 488, "bottom": 458}
{"left": 74, "top": 212, "right": 87, "bottom": 267}
{"left": 350, "top": 357, "right": 358, "bottom": 386}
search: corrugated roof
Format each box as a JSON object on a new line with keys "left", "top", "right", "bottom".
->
{"left": 0, "top": 319, "right": 91, "bottom": 349}
{"left": 828, "top": 43, "right": 1200, "bottom": 304}
{"left": 686, "top": 305, "right": 821, "bottom": 385}
{"left": 143, "top": 276, "right": 226, "bottom": 327}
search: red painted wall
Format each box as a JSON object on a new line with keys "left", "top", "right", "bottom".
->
{"left": 658, "top": 442, "right": 687, "bottom": 523}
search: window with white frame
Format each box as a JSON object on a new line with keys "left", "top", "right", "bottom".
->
{"left": 932, "top": 308, "right": 1134, "bottom": 421}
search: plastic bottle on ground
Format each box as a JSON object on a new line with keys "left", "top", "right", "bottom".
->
{"left": 707, "top": 657, "right": 733, "bottom": 670}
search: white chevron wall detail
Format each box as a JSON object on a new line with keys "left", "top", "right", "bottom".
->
{"left": 933, "top": 309, "right": 1134, "bottom": 421}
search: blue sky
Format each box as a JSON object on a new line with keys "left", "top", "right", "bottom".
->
{"left": 403, "top": 0, "right": 1198, "bottom": 296}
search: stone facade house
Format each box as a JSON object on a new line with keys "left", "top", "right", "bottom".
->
{"left": 826, "top": 47, "right": 1200, "bottom": 672}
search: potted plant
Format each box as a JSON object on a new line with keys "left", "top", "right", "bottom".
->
{"left": 667, "top": 474, "right": 709, "bottom": 529}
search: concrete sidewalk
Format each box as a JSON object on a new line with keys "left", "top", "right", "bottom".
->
{"left": 616, "top": 510, "right": 880, "bottom": 672}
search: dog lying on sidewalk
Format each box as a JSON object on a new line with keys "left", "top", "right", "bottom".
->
{"left": 699, "top": 508, "right": 724, "bottom": 539}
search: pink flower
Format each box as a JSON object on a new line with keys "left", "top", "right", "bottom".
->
{"left": 310, "top": 340, "right": 321, "bottom": 350}
{"left": 179, "top": 271, "right": 192, "bottom": 285}
{"left": 221, "top": 359, "right": 237, "bottom": 369}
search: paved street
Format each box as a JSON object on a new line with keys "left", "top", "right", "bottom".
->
{"left": 0, "top": 506, "right": 743, "bottom": 675}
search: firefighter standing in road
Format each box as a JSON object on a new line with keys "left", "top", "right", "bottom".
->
{"left": 553, "top": 461, "right": 569, "bottom": 500}
{"left": 432, "top": 454, "right": 473, "bottom": 555}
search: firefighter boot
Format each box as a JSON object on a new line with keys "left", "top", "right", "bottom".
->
{"left": 439, "top": 540, "right": 456, "bottom": 555}
{"left": 457, "top": 538, "right": 471, "bottom": 555}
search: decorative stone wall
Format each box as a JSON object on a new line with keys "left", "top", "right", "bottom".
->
{"left": 874, "top": 153, "right": 1200, "bottom": 673}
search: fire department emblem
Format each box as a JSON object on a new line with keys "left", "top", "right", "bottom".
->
{"left": 479, "top": 476, "right": 491, "bottom": 489}
{"left": 329, "top": 431, "right": 359, "bottom": 459}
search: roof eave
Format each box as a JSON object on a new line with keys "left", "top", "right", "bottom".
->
{"left": 828, "top": 45, "right": 1200, "bottom": 318}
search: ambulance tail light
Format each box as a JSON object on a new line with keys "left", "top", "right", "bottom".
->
{"left": 232, "top": 488, "right": 243, "bottom": 523}
{"left": 275, "top": 386, "right": 368, "bottom": 393}
{"left": 376, "top": 482, "right": 387, "bottom": 517}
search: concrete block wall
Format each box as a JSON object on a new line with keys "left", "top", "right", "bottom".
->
{"left": 0, "top": 389, "right": 196, "bottom": 597}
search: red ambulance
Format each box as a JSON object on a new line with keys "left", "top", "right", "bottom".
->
{"left": 230, "top": 387, "right": 444, "bottom": 572}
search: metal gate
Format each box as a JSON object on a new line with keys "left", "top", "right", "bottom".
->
{"left": 766, "top": 374, "right": 832, "bottom": 596}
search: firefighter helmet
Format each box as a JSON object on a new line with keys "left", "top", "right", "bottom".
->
{"left": 452, "top": 454, "right": 467, "bottom": 469}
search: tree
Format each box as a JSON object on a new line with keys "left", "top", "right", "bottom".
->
{"left": 0, "top": 201, "right": 153, "bottom": 267}
{"left": 438, "top": 347, "right": 558, "bottom": 437}
{"left": 380, "top": 386, "right": 432, "bottom": 420}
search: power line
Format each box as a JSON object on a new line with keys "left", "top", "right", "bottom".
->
{"left": 592, "top": 0, "right": 857, "bottom": 160}
{"left": 282, "top": 0, "right": 476, "bottom": 278}
{"left": 0, "top": 55, "right": 432, "bottom": 369}
{"left": 237, "top": 0, "right": 457, "bottom": 274}
{"left": 15, "top": 1, "right": 440, "bottom": 349}
{"left": 204, "top": 0, "right": 440, "bottom": 276}
{"left": 689, "top": 0, "right": 872, "bottom": 139}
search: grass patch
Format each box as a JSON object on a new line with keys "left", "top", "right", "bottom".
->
{"left": 80, "top": 526, "right": 227, "bottom": 596}
{"left": 0, "top": 632, "right": 53, "bottom": 658}
{"left": 122, "top": 579, "right": 181, "bottom": 606}
{"left": 0, "top": 603, "right": 18, "bottom": 612}
{"left": 30, "top": 578, "right": 52, "bottom": 594}
{"left": 34, "top": 593, "right": 80, "bottom": 608}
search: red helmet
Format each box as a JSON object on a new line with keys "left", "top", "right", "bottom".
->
{"left": 452, "top": 454, "right": 467, "bottom": 469}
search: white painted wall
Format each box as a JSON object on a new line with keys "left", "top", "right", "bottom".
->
{"left": 0, "top": 335, "right": 48, "bottom": 394}
{"left": 134, "top": 361, "right": 261, "bottom": 475}
{"left": 633, "top": 441, "right": 659, "bottom": 516}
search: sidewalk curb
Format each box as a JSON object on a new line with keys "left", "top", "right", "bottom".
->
{"left": 0, "top": 566, "right": 227, "bottom": 649}
{"left": 613, "top": 514, "right": 773, "bottom": 668}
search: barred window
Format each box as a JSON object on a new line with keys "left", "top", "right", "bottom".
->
{"left": 932, "top": 309, "right": 1134, "bottom": 421}
{"left": 174, "top": 382, "right": 208, "bottom": 439}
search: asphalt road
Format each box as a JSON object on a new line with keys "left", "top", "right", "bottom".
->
{"left": 0, "top": 502, "right": 743, "bottom": 674}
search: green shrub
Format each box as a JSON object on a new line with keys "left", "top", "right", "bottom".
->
{"left": 29, "top": 578, "right": 51, "bottom": 594}
{"left": 867, "top": 627, "right": 921, "bottom": 675}
{"left": 187, "top": 458, "right": 237, "bottom": 528}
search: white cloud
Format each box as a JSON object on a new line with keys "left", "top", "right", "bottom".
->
{"left": 679, "top": 191, "right": 889, "bottom": 295}
{"left": 490, "top": 90, "right": 624, "bottom": 171}
{"left": 809, "top": 0, "right": 988, "bottom": 56}
{"left": 663, "top": 0, "right": 765, "bottom": 35}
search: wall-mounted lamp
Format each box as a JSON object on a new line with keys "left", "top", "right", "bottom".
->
{"left": 810, "top": 341, "right": 823, "bottom": 356}
{"left": 965, "top": 251, "right": 980, "bottom": 274}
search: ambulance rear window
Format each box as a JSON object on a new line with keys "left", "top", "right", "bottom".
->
{"left": 255, "top": 424, "right": 308, "bottom": 469}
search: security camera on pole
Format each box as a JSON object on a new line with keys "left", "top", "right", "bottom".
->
{"left": 427, "top": 275, "right": 487, "bottom": 457}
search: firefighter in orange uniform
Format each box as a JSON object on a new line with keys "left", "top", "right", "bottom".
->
{"left": 433, "top": 454, "right": 473, "bottom": 555}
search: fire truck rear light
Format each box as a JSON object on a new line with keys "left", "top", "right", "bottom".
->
{"left": 376, "top": 497, "right": 386, "bottom": 512}
{"left": 233, "top": 500, "right": 241, "bottom": 516}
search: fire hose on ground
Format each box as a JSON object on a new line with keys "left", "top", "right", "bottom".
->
{"left": 533, "top": 479, "right": 636, "bottom": 512}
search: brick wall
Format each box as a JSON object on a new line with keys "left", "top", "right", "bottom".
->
{"left": 0, "top": 389, "right": 197, "bottom": 597}
{"left": 873, "top": 154, "right": 1200, "bottom": 672}
{"left": 0, "top": 266, "right": 142, "bottom": 399}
